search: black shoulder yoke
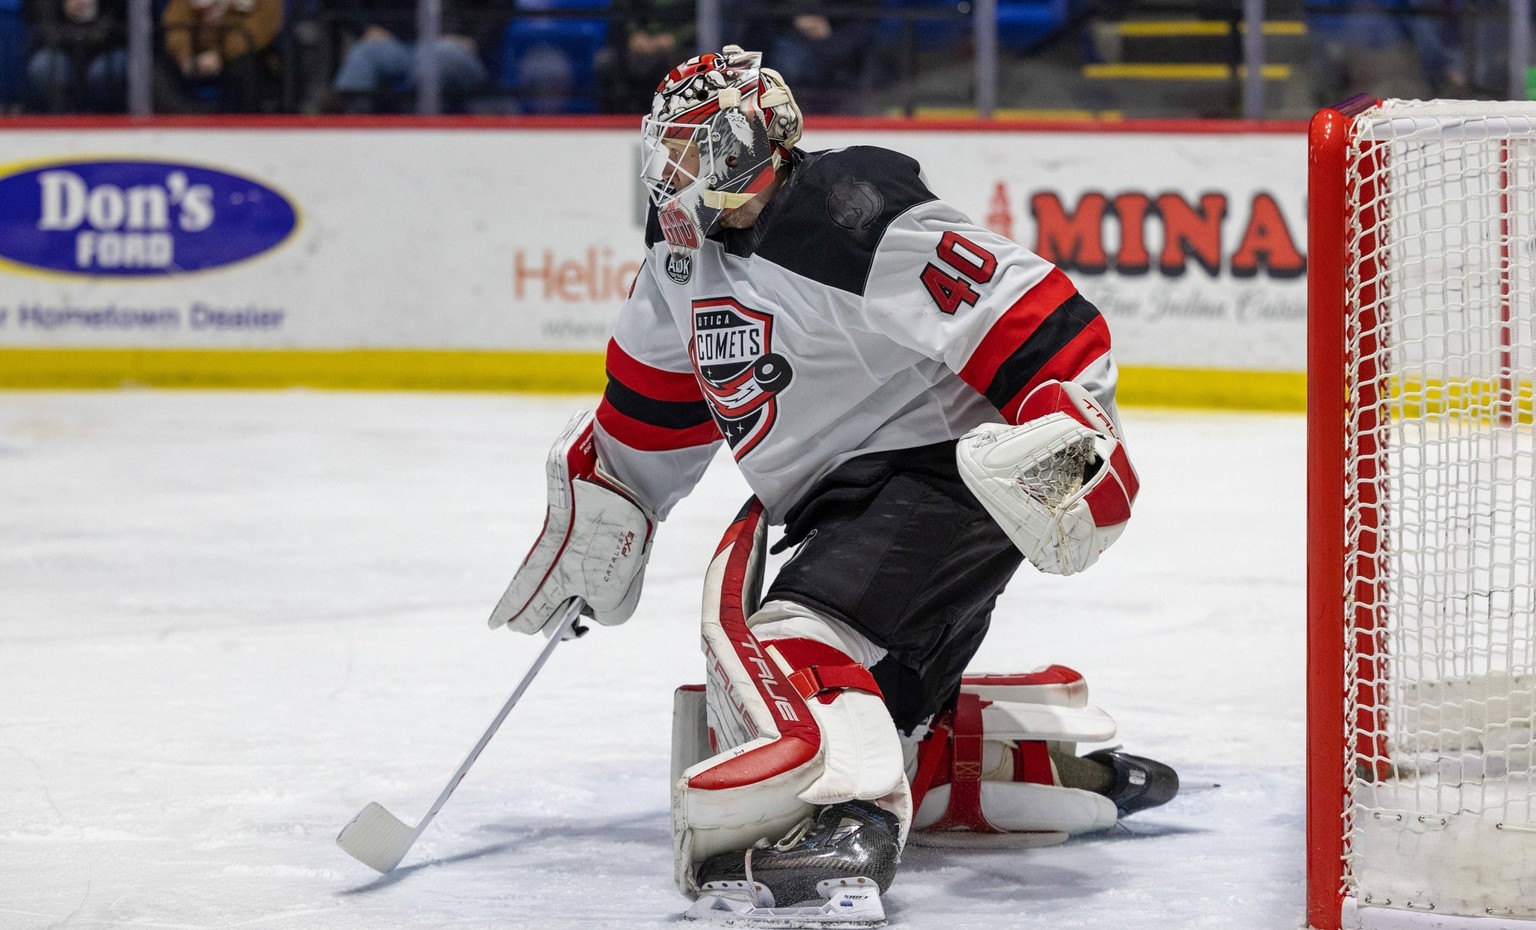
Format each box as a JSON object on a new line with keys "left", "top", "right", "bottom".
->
{"left": 752, "top": 146, "right": 937, "bottom": 295}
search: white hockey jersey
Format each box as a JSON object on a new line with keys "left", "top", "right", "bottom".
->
{"left": 594, "top": 145, "right": 1122, "bottom": 524}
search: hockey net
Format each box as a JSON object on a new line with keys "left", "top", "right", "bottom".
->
{"left": 1308, "top": 98, "right": 1536, "bottom": 930}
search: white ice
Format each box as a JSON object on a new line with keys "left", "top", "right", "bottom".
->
{"left": 0, "top": 390, "right": 1305, "bottom": 929}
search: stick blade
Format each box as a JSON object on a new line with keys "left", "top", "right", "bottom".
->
{"left": 337, "top": 802, "right": 415, "bottom": 873}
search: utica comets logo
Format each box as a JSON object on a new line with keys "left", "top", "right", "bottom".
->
{"left": 0, "top": 159, "right": 297, "bottom": 277}
{"left": 692, "top": 297, "right": 793, "bottom": 459}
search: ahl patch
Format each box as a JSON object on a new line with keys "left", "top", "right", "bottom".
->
{"left": 665, "top": 250, "right": 693, "bottom": 284}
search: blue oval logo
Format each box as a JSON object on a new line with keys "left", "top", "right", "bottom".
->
{"left": 0, "top": 159, "right": 298, "bottom": 277}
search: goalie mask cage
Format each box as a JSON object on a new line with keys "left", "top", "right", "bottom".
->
{"left": 1308, "top": 97, "right": 1536, "bottom": 930}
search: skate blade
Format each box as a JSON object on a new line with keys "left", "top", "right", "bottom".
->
{"left": 684, "top": 877, "right": 885, "bottom": 928}
{"left": 907, "top": 828, "right": 1069, "bottom": 849}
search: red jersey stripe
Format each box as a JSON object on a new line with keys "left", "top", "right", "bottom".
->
{"left": 957, "top": 267, "right": 1079, "bottom": 396}
{"left": 606, "top": 340, "right": 705, "bottom": 403}
{"left": 597, "top": 397, "right": 721, "bottom": 451}
{"left": 995, "top": 315, "right": 1114, "bottom": 423}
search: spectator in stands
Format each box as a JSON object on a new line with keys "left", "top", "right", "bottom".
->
{"left": 22, "top": 0, "right": 127, "bottom": 112}
{"left": 1307, "top": 0, "right": 1465, "bottom": 103}
{"left": 1308, "top": 0, "right": 1411, "bottom": 103}
{"left": 0, "top": 0, "right": 24, "bottom": 113}
{"left": 594, "top": 0, "right": 694, "bottom": 114}
{"left": 156, "top": 0, "right": 284, "bottom": 112}
{"left": 327, "top": 0, "right": 491, "bottom": 113}
{"left": 1397, "top": 0, "right": 1466, "bottom": 95}
{"left": 1464, "top": 0, "right": 1520, "bottom": 92}
{"left": 726, "top": 0, "right": 880, "bottom": 112}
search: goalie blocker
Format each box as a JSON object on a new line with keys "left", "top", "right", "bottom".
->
{"left": 488, "top": 410, "right": 655, "bottom": 634}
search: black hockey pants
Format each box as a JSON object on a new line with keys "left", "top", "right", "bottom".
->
{"left": 765, "top": 440, "right": 1025, "bottom": 732}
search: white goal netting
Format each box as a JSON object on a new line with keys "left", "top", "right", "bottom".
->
{"left": 1341, "top": 99, "right": 1536, "bottom": 922}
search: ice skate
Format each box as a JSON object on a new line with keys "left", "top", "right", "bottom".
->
{"left": 1084, "top": 749, "right": 1180, "bottom": 817}
{"left": 685, "top": 800, "right": 900, "bottom": 927}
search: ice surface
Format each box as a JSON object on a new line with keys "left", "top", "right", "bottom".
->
{"left": 0, "top": 391, "right": 1306, "bottom": 929}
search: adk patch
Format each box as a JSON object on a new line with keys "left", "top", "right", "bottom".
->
{"left": 665, "top": 250, "right": 693, "bottom": 284}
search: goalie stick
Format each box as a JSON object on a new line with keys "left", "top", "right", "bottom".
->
{"left": 336, "top": 597, "right": 586, "bottom": 873}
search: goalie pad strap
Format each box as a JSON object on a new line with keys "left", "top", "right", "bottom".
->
{"left": 771, "top": 638, "right": 883, "bottom": 705}
{"left": 919, "top": 692, "right": 997, "bottom": 834}
{"left": 1017, "top": 740, "right": 1053, "bottom": 786}
{"left": 910, "top": 702, "right": 1059, "bottom": 817}
{"left": 907, "top": 667, "right": 1121, "bottom": 844}
{"left": 789, "top": 665, "right": 881, "bottom": 703}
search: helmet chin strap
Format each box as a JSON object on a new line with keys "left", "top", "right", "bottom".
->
{"left": 701, "top": 189, "right": 760, "bottom": 210}
{"left": 701, "top": 149, "right": 787, "bottom": 211}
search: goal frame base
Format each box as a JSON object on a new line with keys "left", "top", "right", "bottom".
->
{"left": 1343, "top": 897, "right": 1536, "bottom": 930}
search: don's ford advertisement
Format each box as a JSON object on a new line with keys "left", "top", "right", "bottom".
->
{"left": 0, "top": 159, "right": 298, "bottom": 276}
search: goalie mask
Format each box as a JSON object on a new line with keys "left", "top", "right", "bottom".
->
{"left": 641, "top": 45, "right": 803, "bottom": 254}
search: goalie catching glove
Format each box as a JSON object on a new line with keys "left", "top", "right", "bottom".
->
{"left": 488, "top": 410, "right": 655, "bottom": 634}
{"left": 957, "top": 380, "right": 1139, "bottom": 576}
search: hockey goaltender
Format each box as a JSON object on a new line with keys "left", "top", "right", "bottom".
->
{"left": 489, "top": 45, "right": 1179, "bottom": 927}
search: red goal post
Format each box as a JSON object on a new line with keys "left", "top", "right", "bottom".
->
{"left": 1308, "top": 97, "right": 1536, "bottom": 930}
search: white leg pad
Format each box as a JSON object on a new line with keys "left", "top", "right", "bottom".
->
{"left": 912, "top": 783, "right": 1117, "bottom": 840}
{"left": 672, "top": 503, "right": 915, "bottom": 898}
{"left": 671, "top": 685, "right": 711, "bottom": 787}
{"left": 907, "top": 666, "right": 1119, "bottom": 846}
{"left": 671, "top": 502, "right": 821, "bottom": 897}
{"left": 751, "top": 601, "right": 911, "bottom": 838}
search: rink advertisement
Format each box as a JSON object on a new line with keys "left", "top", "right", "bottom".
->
{"left": 0, "top": 159, "right": 298, "bottom": 276}
{"left": 814, "top": 125, "right": 1309, "bottom": 409}
{"left": 0, "top": 120, "right": 1306, "bottom": 405}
